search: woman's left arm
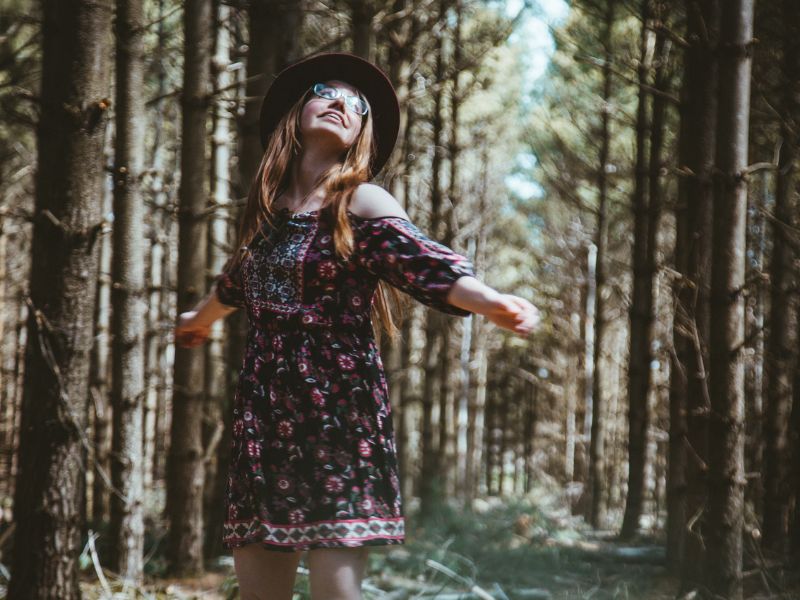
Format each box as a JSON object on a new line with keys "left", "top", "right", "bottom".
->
{"left": 446, "top": 276, "right": 540, "bottom": 337}
{"left": 350, "top": 183, "right": 541, "bottom": 337}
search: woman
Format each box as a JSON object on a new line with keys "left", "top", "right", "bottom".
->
{"left": 175, "top": 52, "right": 540, "bottom": 600}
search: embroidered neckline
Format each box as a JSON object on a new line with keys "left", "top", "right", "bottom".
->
{"left": 276, "top": 206, "right": 319, "bottom": 219}
{"left": 275, "top": 207, "right": 411, "bottom": 223}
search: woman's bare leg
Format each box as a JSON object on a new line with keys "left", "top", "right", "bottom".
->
{"left": 307, "top": 546, "right": 370, "bottom": 600}
{"left": 232, "top": 543, "right": 304, "bottom": 600}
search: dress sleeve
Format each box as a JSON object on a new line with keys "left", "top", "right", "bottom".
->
{"left": 213, "top": 253, "right": 246, "bottom": 308}
{"left": 351, "top": 215, "right": 475, "bottom": 317}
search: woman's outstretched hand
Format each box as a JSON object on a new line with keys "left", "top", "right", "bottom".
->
{"left": 175, "top": 311, "right": 211, "bottom": 348}
{"left": 174, "top": 290, "right": 238, "bottom": 348}
{"left": 484, "top": 294, "right": 541, "bottom": 337}
{"left": 445, "top": 277, "right": 541, "bottom": 337}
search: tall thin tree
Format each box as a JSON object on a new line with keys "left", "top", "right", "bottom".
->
{"left": 761, "top": 0, "right": 799, "bottom": 556}
{"left": 166, "top": 0, "right": 213, "bottom": 575}
{"left": 8, "top": 0, "right": 112, "bottom": 597}
{"left": 621, "top": 0, "right": 655, "bottom": 539}
{"left": 587, "top": 0, "right": 614, "bottom": 530}
{"left": 668, "top": 0, "right": 719, "bottom": 583}
{"left": 705, "top": 0, "right": 753, "bottom": 596}
{"left": 109, "top": 0, "right": 147, "bottom": 583}
{"left": 419, "top": 0, "right": 449, "bottom": 517}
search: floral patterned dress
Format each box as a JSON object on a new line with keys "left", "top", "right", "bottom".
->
{"left": 214, "top": 206, "right": 475, "bottom": 553}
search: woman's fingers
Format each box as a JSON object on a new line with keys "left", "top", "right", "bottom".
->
{"left": 487, "top": 294, "right": 541, "bottom": 336}
{"left": 174, "top": 313, "right": 210, "bottom": 348}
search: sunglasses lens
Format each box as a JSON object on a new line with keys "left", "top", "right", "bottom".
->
{"left": 312, "top": 84, "right": 368, "bottom": 115}
{"left": 315, "top": 84, "right": 338, "bottom": 99}
{"left": 347, "top": 97, "right": 369, "bottom": 115}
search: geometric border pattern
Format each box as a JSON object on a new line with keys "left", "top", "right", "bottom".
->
{"left": 223, "top": 516, "right": 405, "bottom": 550}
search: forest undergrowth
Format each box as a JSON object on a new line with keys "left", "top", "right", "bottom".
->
{"left": 67, "top": 483, "right": 684, "bottom": 600}
{"left": 60, "top": 482, "right": 800, "bottom": 600}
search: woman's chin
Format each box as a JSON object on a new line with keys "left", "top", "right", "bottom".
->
{"left": 302, "top": 128, "right": 352, "bottom": 153}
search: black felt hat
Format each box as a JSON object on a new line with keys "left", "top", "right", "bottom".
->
{"left": 259, "top": 52, "right": 400, "bottom": 179}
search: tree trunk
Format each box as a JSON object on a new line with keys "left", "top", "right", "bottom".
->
{"left": 705, "top": 0, "right": 753, "bottom": 596}
{"left": 8, "top": 0, "right": 112, "bottom": 596}
{"left": 166, "top": 0, "right": 212, "bottom": 576}
{"left": 438, "top": 323, "right": 455, "bottom": 494}
{"left": 109, "top": 0, "right": 147, "bottom": 582}
{"left": 145, "top": 0, "right": 171, "bottom": 491}
{"left": 419, "top": 0, "right": 448, "bottom": 518}
{"left": 588, "top": 0, "right": 614, "bottom": 530}
{"left": 238, "top": 0, "right": 305, "bottom": 191}
{"left": 621, "top": 0, "right": 654, "bottom": 540}
{"left": 457, "top": 276, "right": 474, "bottom": 500}
{"left": 669, "top": 0, "right": 719, "bottom": 585}
{"left": 524, "top": 383, "right": 538, "bottom": 493}
{"left": 786, "top": 0, "right": 800, "bottom": 559}
{"left": 349, "top": 0, "right": 375, "bottom": 61}
{"left": 419, "top": 312, "right": 442, "bottom": 511}
{"left": 484, "top": 377, "right": 495, "bottom": 495}
{"left": 472, "top": 326, "right": 489, "bottom": 497}
{"left": 565, "top": 311, "right": 580, "bottom": 483}
{"left": 438, "top": 0, "right": 464, "bottom": 499}
{"left": 743, "top": 171, "right": 765, "bottom": 517}
{"left": 380, "top": 0, "right": 418, "bottom": 503}
{"left": 90, "top": 184, "right": 112, "bottom": 528}
{"left": 761, "top": 0, "right": 799, "bottom": 555}
{"left": 204, "top": 0, "right": 234, "bottom": 560}
{"left": 396, "top": 105, "right": 417, "bottom": 505}
{"left": 467, "top": 141, "right": 490, "bottom": 501}
{"left": 499, "top": 375, "right": 510, "bottom": 495}
{"left": 641, "top": 0, "right": 670, "bottom": 531}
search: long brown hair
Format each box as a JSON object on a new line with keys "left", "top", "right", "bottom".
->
{"left": 230, "top": 86, "right": 405, "bottom": 340}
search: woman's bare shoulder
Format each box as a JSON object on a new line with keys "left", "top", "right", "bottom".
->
{"left": 348, "top": 183, "right": 410, "bottom": 220}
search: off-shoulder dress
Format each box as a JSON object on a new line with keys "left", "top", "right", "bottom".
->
{"left": 214, "top": 206, "right": 475, "bottom": 553}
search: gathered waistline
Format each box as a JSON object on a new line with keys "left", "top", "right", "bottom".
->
{"left": 249, "top": 312, "right": 375, "bottom": 334}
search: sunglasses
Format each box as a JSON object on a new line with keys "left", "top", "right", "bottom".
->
{"left": 311, "top": 83, "right": 369, "bottom": 116}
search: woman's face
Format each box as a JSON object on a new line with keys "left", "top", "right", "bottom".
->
{"left": 299, "top": 79, "right": 366, "bottom": 153}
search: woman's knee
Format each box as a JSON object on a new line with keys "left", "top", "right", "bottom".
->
{"left": 233, "top": 543, "right": 303, "bottom": 600}
{"left": 307, "top": 546, "right": 371, "bottom": 600}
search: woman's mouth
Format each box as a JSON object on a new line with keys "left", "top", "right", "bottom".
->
{"left": 320, "top": 112, "right": 344, "bottom": 126}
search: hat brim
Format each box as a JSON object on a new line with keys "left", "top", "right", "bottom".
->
{"left": 259, "top": 52, "right": 400, "bottom": 179}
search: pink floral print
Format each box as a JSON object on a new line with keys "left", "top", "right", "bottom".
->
{"left": 214, "top": 207, "right": 474, "bottom": 552}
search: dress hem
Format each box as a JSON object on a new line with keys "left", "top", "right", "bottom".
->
{"left": 222, "top": 515, "right": 405, "bottom": 553}
{"left": 223, "top": 536, "right": 406, "bottom": 553}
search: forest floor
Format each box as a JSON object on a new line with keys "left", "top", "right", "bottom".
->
{"left": 73, "top": 486, "right": 800, "bottom": 600}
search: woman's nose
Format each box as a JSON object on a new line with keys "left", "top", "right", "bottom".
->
{"left": 329, "top": 94, "right": 347, "bottom": 112}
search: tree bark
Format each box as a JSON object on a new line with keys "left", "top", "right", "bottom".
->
{"left": 438, "top": 0, "right": 464, "bottom": 499}
{"left": 204, "top": 0, "right": 234, "bottom": 560}
{"left": 787, "top": 0, "right": 800, "bottom": 560}
{"left": 588, "top": 0, "right": 614, "bottom": 530}
{"left": 761, "top": 0, "right": 799, "bottom": 556}
{"left": 238, "top": 0, "right": 305, "bottom": 191}
{"left": 467, "top": 140, "right": 490, "bottom": 501}
{"left": 166, "top": 0, "right": 213, "bottom": 576}
{"left": 349, "top": 0, "right": 375, "bottom": 61}
{"left": 109, "top": 0, "right": 147, "bottom": 582}
{"left": 669, "top": 0, "right": 719, "bottom": 585}
{"left": 621, "top": 0, "right": 654, "bottom": 541}
{"left": 145, "top": 0, "right": 171, "bottom": 491}
{"left": 419, "top": 0, "right": 448, "bottom": 518}
{"left": 90, "top": 187, "right": 112, "bottom": 528}
{"left": 705, "top": 0, "right": 753, "bottom": 596}
{"left": 8, "top": 0, "right": 112, "bottom": 597}
{"left": 396, "top": 105, "right": 417, "bottom": 505}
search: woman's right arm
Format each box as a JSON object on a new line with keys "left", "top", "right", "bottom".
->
{"left": 174, "top": 292, "right": 239, "bottom": 348}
